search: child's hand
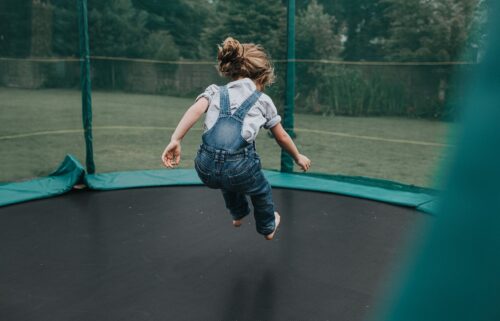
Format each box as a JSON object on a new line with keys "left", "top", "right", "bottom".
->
{"left": 295, "top": 154, "right": 311, "bottom": 172}
{"left": 162, "top": 140, "right": 182, "bottom": 168}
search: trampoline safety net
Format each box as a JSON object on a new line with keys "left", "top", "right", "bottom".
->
{"left": 0, "top": 0, "right": 487, "bottom": 188}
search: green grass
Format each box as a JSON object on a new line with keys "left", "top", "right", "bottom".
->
{"left": 0, "top": 88, "right": 451, "bottom": 187}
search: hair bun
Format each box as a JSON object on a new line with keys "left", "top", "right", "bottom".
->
{"left": 218, "top": 37, "right": 245, "bottom": 74}
{"left": 216, "top": 37, "right": 275, "bottom": 87}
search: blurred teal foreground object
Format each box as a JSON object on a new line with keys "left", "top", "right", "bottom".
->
{"left": 372, "top": 4, "right": 500, "bottom": 321}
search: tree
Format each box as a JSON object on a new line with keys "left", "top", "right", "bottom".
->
{"left": 382, "top": 0, "right": 475, "bottom": 62}
{"left": 87, "top": 0, "right": 150, "bottom": 58}
{"left": 296, "top": 0, "right": 342, "bottom": 112}
{"left": 381, "top": 0, "right": 482, "bottom": 118}
{"left": 296, "top": 0, "right": 342, "bottom": 60}
{"left": 52, "top": 0, "right": 79, "bottom": 56}
{"left": 0, "top": 0, "right": 33, "bottom": 57}
{"left": 132, "top": 0, "right": 212, "bottom": 59}
{"left": 143, "top": 30, "right": 179, "bottom": 61}
{"left": 341, "top": 0, "right": 390, "bottom": 61}
{"left": 200, "top": 0, "right": 286, "bottom": 59}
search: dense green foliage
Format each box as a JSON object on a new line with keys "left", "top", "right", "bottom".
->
{"left": 200, "top": 0, "right": 286, "bottom": 59}
{"left": 0, "top": 0, "right": 489, "bottom": 118}
{"left": 1, "top": 0, "right": 487, "bottom": 62}
{"left": 384, "top": 0, "right": 474, "bottom": 62}
{"left": 0, "top": 0, "right": 32, "bottom": 56}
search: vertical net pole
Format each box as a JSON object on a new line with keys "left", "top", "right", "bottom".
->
{"left": 280, "top": 0, "right": 296, "bottom": 172}
{"left": 77, "top": 0, "right": 95, "bottom": 174}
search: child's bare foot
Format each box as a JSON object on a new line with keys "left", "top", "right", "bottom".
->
{"left": 264, "top": 212, "right": 281, "bottom": 240}
{"left": 233, "top": 219, "right": 242, "bottom": 227}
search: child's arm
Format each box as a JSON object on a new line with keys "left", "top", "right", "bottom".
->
{"left": 270, "top": 123, "right": 311, "bottom": 172}
{"left": 162, "top": 98, "right": 209, "bottom": 168}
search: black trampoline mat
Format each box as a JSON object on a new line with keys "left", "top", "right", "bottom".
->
{"left": 0, "top": 186, "right": 428, "bottom": 321}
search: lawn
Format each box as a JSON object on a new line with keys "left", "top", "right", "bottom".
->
{"left": 0, "top": 88, "right": 451, "bottom": 187}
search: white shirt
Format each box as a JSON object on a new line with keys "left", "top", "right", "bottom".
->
{"left": 196, "top": 78, "right": 282, "bottom": 143}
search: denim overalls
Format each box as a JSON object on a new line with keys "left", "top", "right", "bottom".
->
{"left": 194, "top": 86, "right": 276, "bottom": 235}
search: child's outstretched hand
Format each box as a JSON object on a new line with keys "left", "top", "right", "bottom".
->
{"left": 162, "top": 140, "right": 182, "bottom": 168}
{"left": 295, "top": 154, "right": 311, "bottom": 172}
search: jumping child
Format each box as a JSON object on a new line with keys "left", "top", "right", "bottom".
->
{"left": 161, "top": 37, "right": 311, "bottom": 240}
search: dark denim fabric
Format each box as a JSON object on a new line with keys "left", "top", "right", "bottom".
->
{"left": 194, "top": 86, "right": 276, "bottom": 235}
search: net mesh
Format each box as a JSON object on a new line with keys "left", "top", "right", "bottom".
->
{"left": 0, "top": 0, "right": 485, "bottom": 187}
{"left": 0, "top": 0, "right": 84, "bottom": 182}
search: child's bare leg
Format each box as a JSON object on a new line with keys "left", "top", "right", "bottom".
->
{"left": 264, "top": 212, "right": 281, "bottom": 240}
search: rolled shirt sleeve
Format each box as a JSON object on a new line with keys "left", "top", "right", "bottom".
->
{"left": 262, "top": 96, "right": 282, "bottom": 129}
{"left": 196, "top": 84, "right": 219, "bottom": 105}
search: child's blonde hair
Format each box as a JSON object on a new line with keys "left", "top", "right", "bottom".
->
{"left": 217, "top": 37, "right": 275, "bottom": 88}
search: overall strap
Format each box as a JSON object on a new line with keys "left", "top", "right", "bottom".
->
{"left": 218, "top": 86, "right": 231, "bottom": 116}
{"left": 232, "top": 90, "right": 263, "bottom": 121}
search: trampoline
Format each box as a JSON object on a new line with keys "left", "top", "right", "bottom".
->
{"left": 0, "top": 185, "right": 428, "bottom": 321}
